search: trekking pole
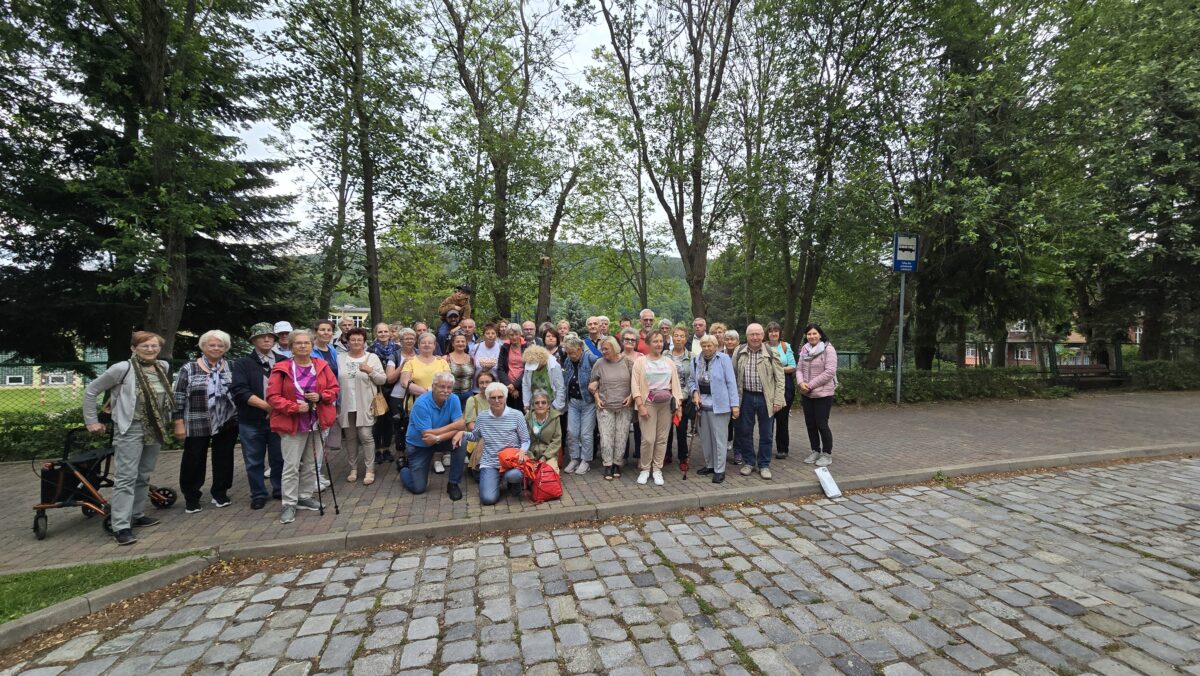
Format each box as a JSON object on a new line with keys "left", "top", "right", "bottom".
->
{"left": 319, "top": 430, "right": 340, "bottom": 514}
{"left": 310, "top": 428, "right": 325, "bottom": 516}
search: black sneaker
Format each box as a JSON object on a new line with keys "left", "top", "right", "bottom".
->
{"left": 507, "top": 481, "right": 523, "bottom": 498}
{"left": 185, "top": 502, "right": 202, "bottom": 514}
{"left": 697, "top": 467, "right": 715, "bottom": 476}
{"left": 447, "top": 483, "right": 463, "bottom": 501}
{"left": 115, "top": 529, "right": 137, "bottom": 546}
{"left": 250, "top": 497, "right": 266, "bottom": 510}
{"left": 132, "top": 515, "right": 160, "bottom": 528}
{"left": 211, "top": 493, "right": 231, "bottom": 508}
{"left": 380, "top": 450, "right": 394, "bottom": 463}
{"left": 775, "top": 451, "right": 789, "bottom": 459}
{"left": 713, "top": 472, "right": 725, "bottom": 484}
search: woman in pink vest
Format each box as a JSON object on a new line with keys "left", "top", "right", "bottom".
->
{"left": 797, "top": 323, "right": 838, "bottom": 467}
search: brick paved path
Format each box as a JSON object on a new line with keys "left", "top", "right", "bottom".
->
{"left": 7, "top": 458, "right": 1199, "bottom": 675}
{"left": 3, "top": 391, "right": 1199, "bottom": 572}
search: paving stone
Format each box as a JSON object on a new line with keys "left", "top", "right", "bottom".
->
{"left": 400, "top": 638, "right": 438, "bottom": 668}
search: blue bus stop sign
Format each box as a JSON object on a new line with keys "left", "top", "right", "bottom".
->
{"left": 893, "top": 233, "right": 918, "bottom": 272}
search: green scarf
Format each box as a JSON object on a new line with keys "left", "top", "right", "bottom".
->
{"left": 133, "top": 358, "right": 173, "bottom": 442}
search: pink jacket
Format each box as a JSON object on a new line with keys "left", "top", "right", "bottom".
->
{"left": 797, "top": 343, "right": 838, "bottom": 399}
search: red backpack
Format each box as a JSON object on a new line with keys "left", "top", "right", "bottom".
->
{"left": 522, "top": 461, "right": 563, "bottom": 504}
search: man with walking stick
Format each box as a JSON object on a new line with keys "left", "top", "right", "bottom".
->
{"left": 266, "top": 329, "right": 339, "bottom": 524}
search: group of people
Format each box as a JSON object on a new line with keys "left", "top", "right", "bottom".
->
{"left": 82, "top": 289, "right": 839, "bottom": 546}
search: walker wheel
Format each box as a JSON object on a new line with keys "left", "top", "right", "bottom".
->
{"left": 153, "top": 486, "right": 178, "bottom": 509}
{"left": 82, "top": 505, "right": 95, "bottom": 518}
{"left": 33, "top": 511, "right": 47, "bottom": 540}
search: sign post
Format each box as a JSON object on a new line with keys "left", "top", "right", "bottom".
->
{"left": 892, "top": 234, "right": 919, "bottom": 405}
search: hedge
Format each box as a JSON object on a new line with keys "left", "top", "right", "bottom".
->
{"left": 834, "top": 367, "right": 1072, "bottom": 405}
{"left": 0, "top": 409, "right": 180, "bottom": 463}
{"left": 1126, "top": 360, "right": 1200, "bottom": 390}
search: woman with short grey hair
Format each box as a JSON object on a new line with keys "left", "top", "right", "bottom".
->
{"left": 173, "top": 329, "right": 239, "bottom": 513}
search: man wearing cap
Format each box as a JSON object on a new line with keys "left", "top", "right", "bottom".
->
{"left": 272, "top": 321, "right": 294, "bottom": 360}
{"left": 231, "top": 323, "right": 285, "bottom": 508}
{"left": 436, "top": 308, "right": 463, "bottom": 355}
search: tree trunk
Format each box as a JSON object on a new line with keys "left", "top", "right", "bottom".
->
{"left": 317, "top": 113, "right": 353, "bottom": 318}
{"left": 351, "top": 0, "right": 381, "bottom": 324}
{"left": 143, "top": 231, "right": 188, "bottom": 355}
{"left": 535, "top": 169, "right": 579, "bottom": 324}
{"left": 990, "top": 325, "right": 1008, "bottom": 367}
{"left": 491, "top": 161, "right": 512, "bottom": 317}
{"left": 865, "top": 295, "right": 901, "bottom": 369}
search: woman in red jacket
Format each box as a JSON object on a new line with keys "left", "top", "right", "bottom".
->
{"left": 267, "top": 329, "right": 339, "bottom": 524}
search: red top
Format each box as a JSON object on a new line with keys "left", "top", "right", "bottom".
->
{"left": 267, "top": 358, "right": 339, "bottom": 435}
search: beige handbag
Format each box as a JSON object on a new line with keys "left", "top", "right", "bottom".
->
{"left": 371, "top": 391, "right": 390, "bottom": 417}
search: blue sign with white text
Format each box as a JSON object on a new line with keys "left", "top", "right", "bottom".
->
{"left": 893, "top": 233, "right": 918, "bottom": 272}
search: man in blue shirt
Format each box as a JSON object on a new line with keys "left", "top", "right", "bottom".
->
{"left": 401, "top": 372, "right": 466, "bottom": 500}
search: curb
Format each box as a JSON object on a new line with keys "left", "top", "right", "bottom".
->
{"left": 0, "top": 554, "right": 212, "bottom": 651}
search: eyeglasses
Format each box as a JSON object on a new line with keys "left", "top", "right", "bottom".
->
{"left": 623, "top": 338, "right": 637, "bottom": 343}
{"left": 487, "top": 395, "right": 506, "bottom": 400}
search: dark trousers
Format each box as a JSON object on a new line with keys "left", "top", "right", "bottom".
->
{"left": 373, "top": 394, "right": 394, "bottom": 451}
{"left": 773, "top": 378, "right": 796, "bottom": 456}
{"left": 389, "top": 396, "right": 409, "bottom": 456}
{"left": 665, "top": 411, "right": 690, "bottom": 463}
{"left": 400, "top": 439, "right": 464, "bottom": 494}
{"left": 800, "top": 395, "right": 834, "bottom": 454}
{"left": 626, "top": 418, "right": 642, "bottom": 460}
{"left": 736, "top": 391, "right": 774, "bottom": 469}
{"left": 240, "top": 421, "right": 282, "bottom": 500}
{"left": 180, "top": 421, "right": 237, "bottom": 504}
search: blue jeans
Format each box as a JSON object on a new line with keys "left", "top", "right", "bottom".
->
{"left": 240, "top": 421, "right": 283, "bottom": 500}
{"left": 400, "top": 440, "right": 464, "bottom": 494}
{"left": 479, "top": 466, "right": 525, "bottom": 505}
{"left": 566, "top": 398, "right": 596, "bottom": 462}
{"left": 736, "top": 391, "right": 774, "bottom": 469}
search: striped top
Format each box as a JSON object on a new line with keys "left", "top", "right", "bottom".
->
{"left": 462, "top": 406, "right": 530, "bottom": 469}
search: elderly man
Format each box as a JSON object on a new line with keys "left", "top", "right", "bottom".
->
{"left": 272, "top": 321, "right": 293, "bottom": 359}
{"left": 460, "top": 317, "right": 478, "bottom": 352}
{"left": 230, "top": 323, "right": 285, "bottom": 508}
{"left": 437, "top": 308, "right": 463, "bottom": 355}
{"left": 400, "top": 372, "right": 466, "bottom": 500}
{"left": 732, "top": 323, "right": 786, "bottom": 480}
{"left": 521, "top": 320, "right": 538, "bottom": 346}
{"left": 597, "top": 316, "right": 611, "bottom": 339}
{"left": 690, "top": 318, "right": 708, "bottom": 354}
{"left": 583, "top": 317, "right": 602, "bottom": 357}
{"left": 334, "top": 317, "right": 355, "bottom": 351}
{"left": 636, "top": 309, "right": 655, "bottom": 354}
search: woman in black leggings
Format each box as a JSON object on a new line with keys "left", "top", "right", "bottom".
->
{"left": 797, "top": 323, "right": 837, "bottom": 467}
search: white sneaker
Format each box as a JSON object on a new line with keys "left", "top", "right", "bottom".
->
{"left": 434, "top": 460, "right": 446, "bottom": 474}
{"left": 564, "top": 459, "right": 579, "bottom": 474}
{"left": 263, "top": 466, "right": 271, "bottom": 478}
{"left": 575, "top": 462, "right": 590, "bottom": 475}
{"left": 315, "top": 476, "right": 331, "bottom": 491}
{"left": 803, "top": 452, "right": 820, "bottom": 464}
{"left": 637, "top": 471, "right": 650, "bottom": 485}
{"left": 816, "top": 453, "right": 832, "bottom": 467}
{"left": 443, "top": 453, "right": 451, "bottom": 467}
{"left": 652, "top": 471, "right": 664, "bottom": 486}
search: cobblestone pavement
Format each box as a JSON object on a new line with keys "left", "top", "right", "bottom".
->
{"left": 3, "top": 391, "right": 1198, "bottom": 572}
{"left": 6, "top": 458, "right": 1200, "bottom": 675}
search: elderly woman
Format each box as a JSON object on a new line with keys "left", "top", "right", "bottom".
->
{"left": 464, "top": 370, "right": 496, "bottom": 473}
{"left": 525, "top": 389, "right": 562, "bottom": 471}
{"left": 83, "top": 331, "right": 172, "bottom": 546}
{"left": 589, "top": 336, "right": 634, "bottom": 480}
{"left": 619, "top": 327, "right": 643, "bottom": 362}
{"left": 400, "top": 332, "right": 451, "bottom": 473}
{"left": 385, "top": 327, "right": 418, "bottom": 465}
{"left": 658, "top": 318, "right": 674, "bottom": 351}
{"left": 267, "top": 329, "right": 338, "bottom": 525}
{"left": 723, "top": 328, "right": 741, "bottom": 458}
{"left": 173, "top": 330, "right": 238, "bottom": 514}
{"left": 665, "top": 323, "right": 694, "bottom": 465}
{"left": 337, "top": 328, "right": 386, "bottom": 485}
{"left": 458, "top": 381, "right": 531, "bottom": 504}
{"left": 691, "top": 334, "right": 740, "bottom": 483}
{"left": 496, "top": 323, "right": 525, "bottom": 410}
{"left": 368, "top": 323, "right": 400, "bottom": 452}
{"left": 631, "top": 332, "right": 683, "bottom": 486}
{"left": 561, "top": 335, "right": 596, "bottom": 475}
{"left": 521, "top": 345, "right": 565, "bottom": 413}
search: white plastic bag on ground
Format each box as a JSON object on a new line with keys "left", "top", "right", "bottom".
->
{"left": 815, "top": 466, "right": 842, "bottom": 498}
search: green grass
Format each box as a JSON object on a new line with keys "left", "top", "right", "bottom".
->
{"left": 0, "top": 387, "right": 82, "bottom": 414}
{"left": 0, "top": 552, "right": 197, "bottom": 624}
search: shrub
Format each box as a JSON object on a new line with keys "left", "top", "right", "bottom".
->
{"left": 0, "top": 409, "right": 181, "bottom": 462}
{"left": 834, "top": 367, "right": 1070, "bottom": 405}
{"left": 1127, "top": 360, "right": 1200, "bottom": 390}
